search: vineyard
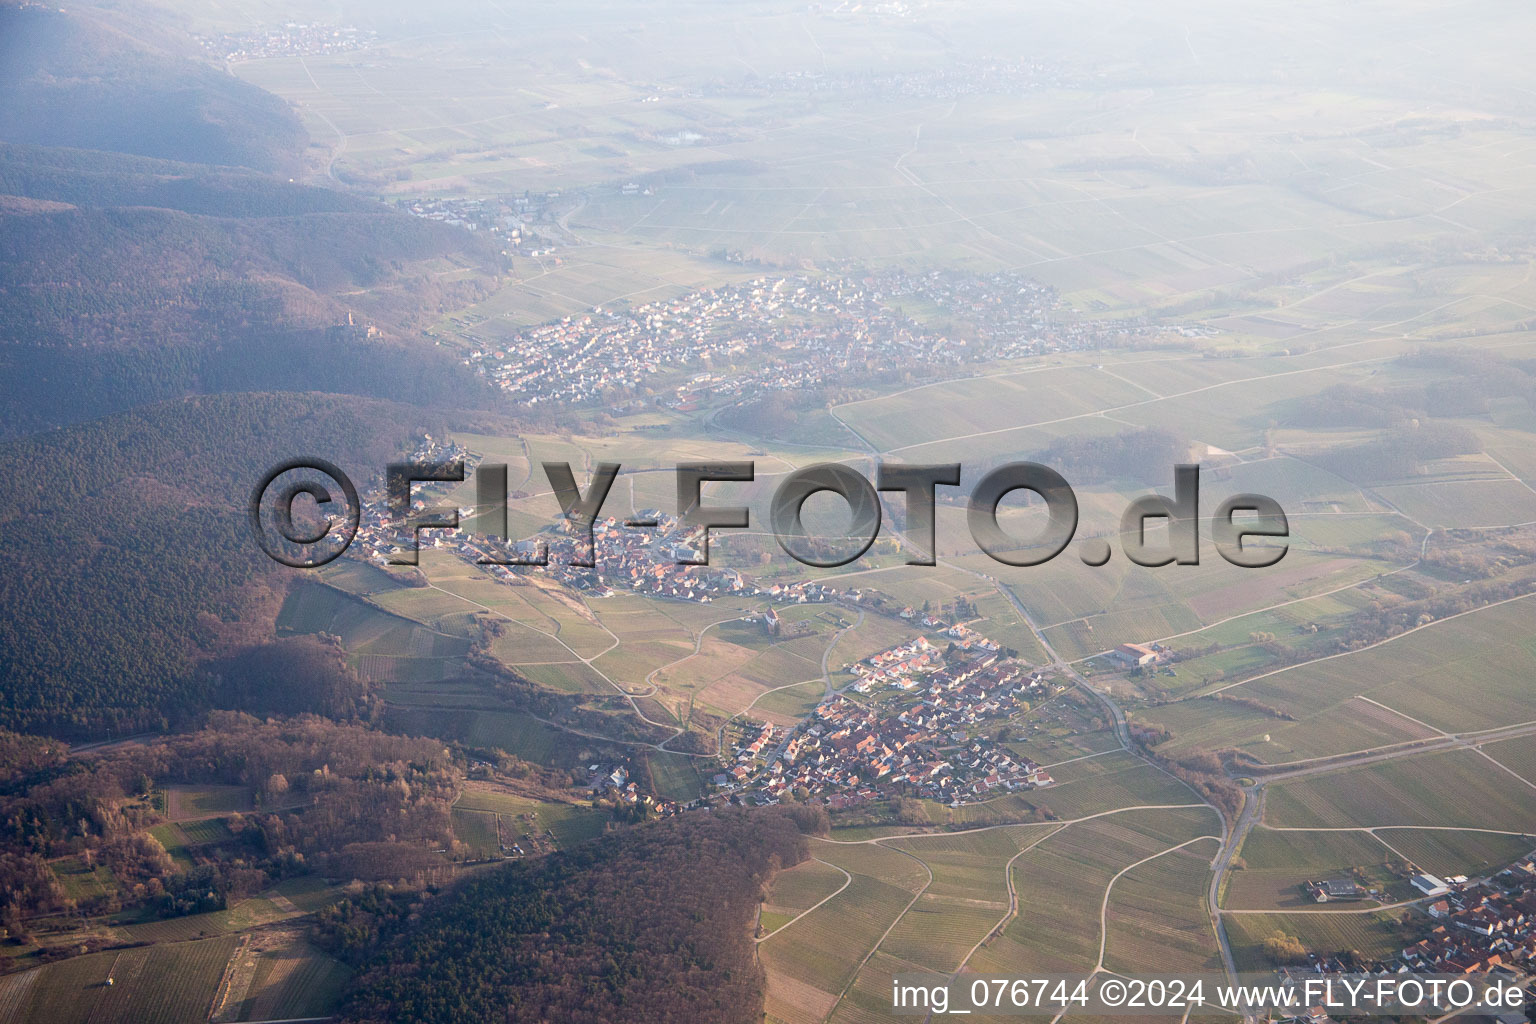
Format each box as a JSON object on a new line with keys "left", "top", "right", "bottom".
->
{"left": 1373, "top": 828, "right": 1534, "bottom": 878}
{"left": 759, "top": 842, "right": 929, "bottom": 1024}
{"left": 0, "top": 936, "right": 237, "bottom": 1024}
{"left": 1102, "top": 838, "right": 1224, "bottom": 974}
{"left": 1265, "top": 748, "right": 1536, "bottom": 829}
{"left": 1224, "top": 910, "right": 1415, "bottom": 972}
{"left": 759, "top": 859, "right": 849, "bottom": 936}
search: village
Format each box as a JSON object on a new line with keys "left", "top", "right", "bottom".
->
{"left": 342, "top": 438, "right": 1072, "bottom": 812}
{"left": 352, "top": 483, "right": 857, "bottom": 613}
{"left": 1285, "top": 858, "right": 1536, "bottom": 1004}
{"left": 449, "top": 267, "right": 1196, "bottom": 409}
{"left": 717, "top": 618, "right": 1060, "bottom": 809}
{"left": 724, "top": 56, "right": 1077, "bottom": 101}
{"left": 395, "top": 191, "right": 567, "bottom": 259}
{"left": 343, "top": 435, "right": 882, "bottom": 615}
{"left": 195, "top": 22, "right": 376, "bottom": 61}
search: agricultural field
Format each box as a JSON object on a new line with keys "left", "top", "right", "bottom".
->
{"left": 50, "top": 856, "right": 119, "bottom": 904}
{"left": 1222, "top": 827, "right": 1399, "bottom": 911}
{"left": 1372, "top": 828, "right": 1535, "bottom": 879}
{"left": 1223, "top": 909, "right": 1416, "bottom": 972}
{"left": 1482, "top": 734, "right": 1536, "bottom": 786}
{"left": 269, "top": 876, "right": 347, "bottom": 915}
{"left": 947, "top": 752, "right": 1200, "bottom": 824}
{"left": 382, "top": 700, "right": 563, "bottom": 766}
{"left": 759, "top": 859, "right": 850, "bottom": 937}
{"left": 0, "top": 936, "right": 238, "bottom": 1024}
{"left": 451, "top": 807, "right": 502, "bottom": 860}
{"left": 639, "top": 750, "right": 704, "bottom": 802}
{"left": 759, "top": 841, "right": 930, "bottom": 1024}
{"left": 1102, "top": 837, "right": 1223, "bottom": 974}
{"left": 967, "top": 807, "right": 1222, "bottom": 977}
{"left": 163, "top": 786, "right": 252, "bottom": 819}
{"left": 1263, "top": 748, "right": 1536, "bottom": 831}
{"left": 278, "top": 580, "right": 475, "bottom": 684}
{"left": 453, "top": 786, "right": 611, "bottom": 849}
{"left": 1147, "top": 596, "right": 1536, "bottom": 763}
{"left": 13, "top": 2, "right": 1536, "bottom": 1022}
{"left": 760, "top": 805, "right": 1221, "bottom": 1023}
{"left": 219, "top": 934, "right": 351, "bottom": 1022}
{"left": 880, "top": 826, "right": 1056, "bottom": 971}
{"left": 748, "top": 680, "right": 829, "bottom": 728}
{"left": 117, "top": 897, "right": 304, "bottom": 944}
{"left": 1147, "top": 694, "right": 1437, "bottom": 763}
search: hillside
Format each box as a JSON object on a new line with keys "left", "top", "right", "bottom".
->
{"left": 0, "top": 142, "right": 374, "bottom": 217}
{"left": 0, "top": 3, "right": 304, "bottom": 173}
{"left": 337, "top": 807, "right": 815, "bottom": 1024}
{"left": 0, "top": 392, "right": 437, "bottom": 737}
{"left": 0, "top": 143, "right": 502, "bottom": 436}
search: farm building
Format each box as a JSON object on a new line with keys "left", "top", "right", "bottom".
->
{"left": 1113, "top": 642, "right": 1159, "bottom": 668}
{"left": 1306, "top": 878, "right": 1366, "bottom": 902}
{"left": 1411, "top": 873, "right": 1451, "bottom": 897}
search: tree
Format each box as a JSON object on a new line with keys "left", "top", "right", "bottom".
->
{"left": 1262, "top": 931, "right": 1308, "bottom": 964}
{"left": 264, "top": 773, "right": 290, "bottom": 804}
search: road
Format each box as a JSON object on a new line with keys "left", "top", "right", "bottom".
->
{"left": 987, "top": 579, "right": 1134, "bottom": 751}
{"left": 755, "top": 858, "right": 851, "bottom": 944}
{"left": 1209, "top": 783, "right": 1262, "bottom": 983}
{"left": 1243, "top": 718, "right": 1536, "bottom": 783}
{"left": 823, "top": 401, "right": 1248, "bottom": 989}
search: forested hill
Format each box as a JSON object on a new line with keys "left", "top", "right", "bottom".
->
{"left": 0, "top": 144, "right": 502, "bottom": 437}
{"left": 0, "top": 3, "right": 305, "bottom": 173}
{"left": 0, "top": 142, "right": 376, "bottom": 218}
{"left": 0, "top": 392, "right": 435, "bottom": 738}
{"left": 338, "top": 807, "right": 817, "bottom": 1024}
{"left": 0, "top": 3, "right": 508, "bottom": 440}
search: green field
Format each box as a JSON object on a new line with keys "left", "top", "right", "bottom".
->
{"left": 954, "top": 753, "right": 1200, "bottom": 824}
{"left": 760, "top": 805, "right": 1221, "bottom": 1024}
{"left": 759, "top": 858, "right": 849, "bottom": 937}
{"left": 645, "top": 750, "right": 705, "bottom": 802}
{"left": 1483, "top": 734, "right": 1536, "bottom": 784}
{"left": 968, "top": 808, "right": 1222, "bottom": 977}
{"left": 452, "top": 789, "right": 610, "bottom": 848}
{"left": 117, "top": 897, "right": 302, "bottom": 944}
{"left": 451, "top": 807, "right": 502, "bottom": 860}
{"left": 882, "top": 826, "right": 1055, "bottom": 971}
{"left": 164, "top": 786, "right": 252, "bottom": 819}
{"left": 760, "top": 841, "right": 930, "bottom": 1024}
{"left": 50, "top": 856, "right": 119, "bottom": 904}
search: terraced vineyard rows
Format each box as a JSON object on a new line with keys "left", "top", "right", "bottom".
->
{"left": 1265, "top": 748, "right": 1536, "bottom": 829}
